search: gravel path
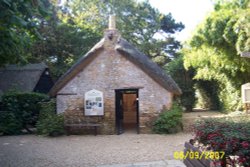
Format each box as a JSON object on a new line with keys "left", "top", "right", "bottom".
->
{"left": 0, "top": 133, "right": 192, "bottom": 167}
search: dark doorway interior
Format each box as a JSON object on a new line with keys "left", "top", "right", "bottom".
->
{"left": 115, "top": 89, "right": 139, "bottom": 135}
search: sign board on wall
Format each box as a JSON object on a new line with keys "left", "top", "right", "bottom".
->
{"left": 241, "top": 52, "right": 250, "bottom": 58}
{"left": 242, "top": 83, "right": 250, "bottom": 103}
{"left": 85, "top": 89, "right": 104, "bottom": 116}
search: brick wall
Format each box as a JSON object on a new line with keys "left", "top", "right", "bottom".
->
{"left": 56, "top": 31, "right": 173, "bottom": 134}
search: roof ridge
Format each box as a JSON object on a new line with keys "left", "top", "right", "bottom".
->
{"left": 49, "top": 39, "right": 105, "bottom": 96}
{"left": 116, "top": 38, "right": 182, "bottom": 95}
{"left": 49, "top": 37, "right": 182, "bottom": 96}
{"left": 0, "top": 62, "right": 48, "bottom": 71}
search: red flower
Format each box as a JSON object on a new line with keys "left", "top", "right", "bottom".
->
{"left": 239, "top": 157, "right": 246, "bottom": 163}
{"left": 207, "top": 132, "right": 220, "bottom": 139}
{"left": 241, "top": 141, "right": 249, "bottom": 149}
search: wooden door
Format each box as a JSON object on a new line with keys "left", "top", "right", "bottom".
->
{"left": 123, "top": 94, "right": 137, "bottom": 124}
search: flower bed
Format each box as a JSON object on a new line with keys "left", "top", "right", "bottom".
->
{"left": 188, "top": 117, "right": 250, "bottom": 167}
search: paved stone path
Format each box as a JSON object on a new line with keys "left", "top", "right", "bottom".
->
{"left": 0, "top": 133, "right": 191, "bottom": 167}
{"left": 97, "top": 160, "right": 185, "bottom": 167}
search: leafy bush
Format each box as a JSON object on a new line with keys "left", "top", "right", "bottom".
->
{"left": 193, "top": 118, "right": 250, "bottom": 166}
{"left": 38, "top": 99, "right": 56, "bottom": 119}
{"left": 0, "top": 111, "right": 22, "bottom": 135}
{"left": 218, "top": 81, "right": 242, "bottom": 112}
{"left": 36, "top": 100, "right": 65, "bottom": 136}
{"left": 36, "top": 114, "right": 64, "bottom": 137}
{"left": 1, "top": 91, "right": 49, "bottom": 133}
{"left": 153, "top": 103, "right": 183, "bottom": 134}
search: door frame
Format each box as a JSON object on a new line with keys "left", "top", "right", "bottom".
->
{"left": 115, "top": 89, "right": 139, "bottom": 134}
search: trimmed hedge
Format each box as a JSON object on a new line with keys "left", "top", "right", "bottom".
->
{"left": 1, "top": 91, "right": 49, "bottom": 134}
{"left": 0, "top": 111, "right": 22, "bottom": 135}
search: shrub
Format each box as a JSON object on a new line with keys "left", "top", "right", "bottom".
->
{"left": 1, "top": 91, "right": 49, "bottom": 133}
{"left": 36, "top": 114, "right": 64, "bottom": 137}
{"left": 36, "top": 100, "right": 65, "bottom": 136}
{"left": 193, "top": 118, "right": 250, "bottom": 166}
{"left": 0, "top": 111, "right": 22, "bottom": 135}
{"left": 153, "top": 103, "right": 183, "bottom": 134}
{"left": 38, "top": 99, "right": 56, "bottom": 119}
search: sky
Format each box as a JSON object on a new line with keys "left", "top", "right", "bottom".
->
{"left": 146, "top": 0, "right": 214, "bottom": 42}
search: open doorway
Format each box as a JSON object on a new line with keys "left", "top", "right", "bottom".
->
{"left": 115, "top": 89, "right": 139, "bottom": 135}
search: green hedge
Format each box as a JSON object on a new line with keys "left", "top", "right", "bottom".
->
{"left": 153, "top": 103, "right": 183, "bottom": 134}
{"left": 0, "top": 111, "right": 22, "bottom": 135}
{"left": 1, "top": 91, "right": 49, "bottom": 134}
{"left": 36, "top": 100, "right": 65, "bottom": 137}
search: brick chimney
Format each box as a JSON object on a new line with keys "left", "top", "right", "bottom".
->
{"left": 109, "top": 15, "right": 116, "bottom": 29}
{"left": 104, "top": 15, "right": 120, "bottom": 48}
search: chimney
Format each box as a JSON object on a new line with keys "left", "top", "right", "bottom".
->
{"left": 108, "top": 15, "right": 116, "bottom": 29}
{"left": 104, "top": 15, "right": 120, "bottom": 48}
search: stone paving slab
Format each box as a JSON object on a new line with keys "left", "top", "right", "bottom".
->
{"left": 0, "top": 134, "right": 191, "bottom": 167}
{"left": 97, "top": 160, "right": 186, "bottom": 167}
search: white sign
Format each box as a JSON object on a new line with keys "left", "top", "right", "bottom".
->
{"left": 241, "top": 52, "right": 250, "bottom": 58}
{"left": 242, "top": 83, "right": 250, "bottom": 103}
{"left": 85, "top": 89, "right": 104, "bottom": 116}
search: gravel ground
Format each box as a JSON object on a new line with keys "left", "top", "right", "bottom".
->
{"left": 0, "top": 133, "right": 192, "bottom": 167}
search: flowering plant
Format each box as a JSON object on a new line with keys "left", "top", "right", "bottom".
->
{"left": 193, "top": 118, "right": 250, "bottom": 166}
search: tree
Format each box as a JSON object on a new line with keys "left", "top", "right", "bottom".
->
{"left": 29, "top": 21, "right": 100, "bottom": 78}
{"left": 29, "top": 0, "right": 184, "bottom": 78}
{"left": 64, "top": 0, "right": 184, "bottom": 66}
{"left": 0, "top": 0, "right": 184, "bottom": 80}
{"left": 28, "top": 1, "right": 101, "bottom": 78}
{"left": 0, "top": 0, "right": 51, "bottom": 66}
{"left": 183, "top": 0, "right": 250, "bottom": 111}
{"left": 165, "top": 55, "right": 195, "bottom": 111}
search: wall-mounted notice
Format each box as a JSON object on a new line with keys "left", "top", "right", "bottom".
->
{"left": 242, "top": 83, "right": 250, "bottom": 103}
{"left": 85, "top": 89, "right": 104, "bottom": 116}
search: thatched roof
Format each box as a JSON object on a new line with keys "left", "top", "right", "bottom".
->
{"left": 116, "top": 39, "right": 181, "bottom": 95}
{"left": 49, "top": 37, "right": 182, "bottom": 96}
{"left": 49, "top": 39, "right": 105, "bottom": 96}
{"left": 0, "top": 63, "right": 49, "bottom": 94}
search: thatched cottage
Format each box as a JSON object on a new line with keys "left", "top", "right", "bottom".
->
{"left": 0, "top": 63, "right": 54, "bottom": 96}
{"left": 49, "top": 16, "right": 181, "bottom": 135}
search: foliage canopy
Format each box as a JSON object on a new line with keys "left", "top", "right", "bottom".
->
{"left": 0, "top": 0, "right": 51, "bottom": 65}
{"left": 62, "top": 0, "right": 184, "bottom": 66}
{"left": 184, "top": 0, "right": 250, "bottom": 111}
